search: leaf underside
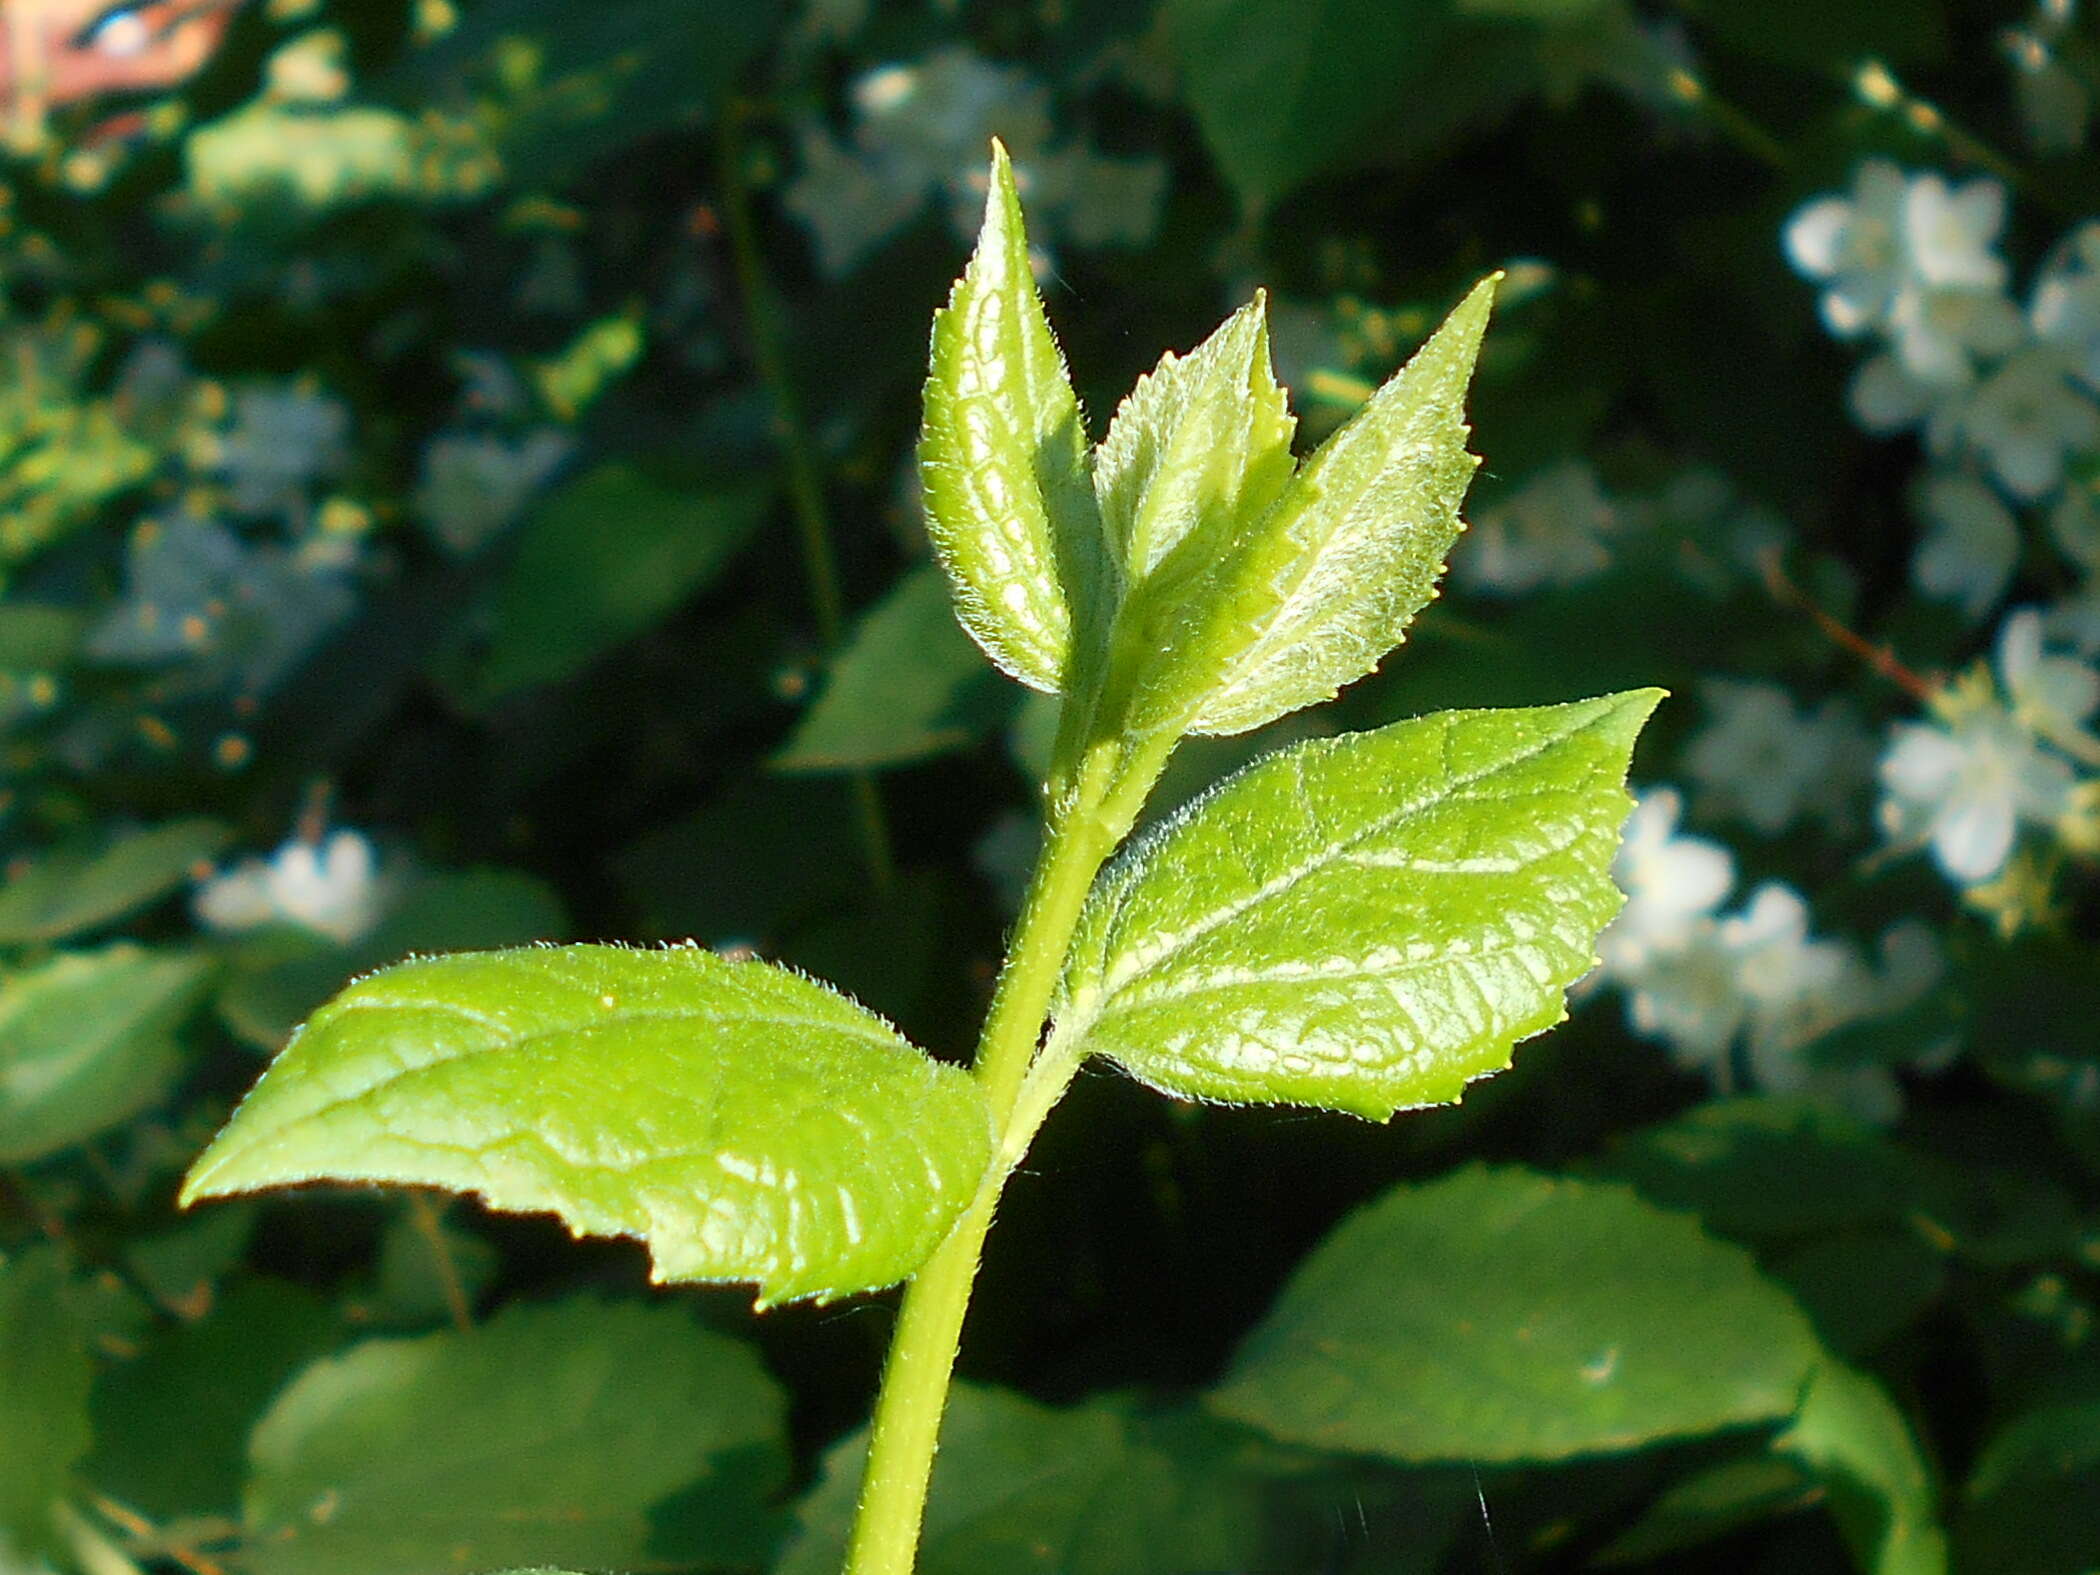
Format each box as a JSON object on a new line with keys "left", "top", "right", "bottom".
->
{"left": 182, "top": 945, "right": 994, "bottom": 1305}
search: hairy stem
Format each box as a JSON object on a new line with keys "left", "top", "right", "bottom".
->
{"left": 843, "top": 729, "right": 1176, "bottom": 1575}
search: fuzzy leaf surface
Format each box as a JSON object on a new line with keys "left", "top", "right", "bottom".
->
{"left": 0, "top": 946, "right": 213, "bottom": 1163}
{"left": 182, "top": 945, "right": 994, "bottom": 1304}
{"left": 242, "top": 1298, "right": 784, "bottom": 1575}
{"left": 1054, "top": 692, "right": 1659, "bottom": 1119}
{"left": 1094, "top": 297, "right": 1295, "bottom": 585}
{"left": 1188, "top": 277, "right": 1493, "bottom": 735}
{"left": 919, "top": 142, "right": 1103, "bottom": 693}
{"left": 1211, "top": 1166, "right": 1823, "bottom": 1461}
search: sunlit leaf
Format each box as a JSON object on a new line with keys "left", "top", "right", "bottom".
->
{"left": 183, "top": 945, "right": 993, "bottom": 1304}
{"left": 1210, "top": 1165, "right": 1823, "bottom": 1462}
{"left": 1054, "top": 693, "right": 1659, "bottom": 1119}
{"left": 920, "top": 141, "right": 1106, "bottom": 693}
{"left": 1778, "top": 1363, "right": 1947, "bottom": 1575}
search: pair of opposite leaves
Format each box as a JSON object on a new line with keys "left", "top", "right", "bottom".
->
{"left": 182, "top": 147, "right": 1659, "bottom": 1307}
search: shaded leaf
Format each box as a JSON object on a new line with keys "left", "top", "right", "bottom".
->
{"left": 242, "top": 1298, "right": 784, "bottom": 1575}
{"left": 1959, "top": 1401, "right": 2100, "bottom": 1575}
{"left": 775, "top": 1386, "right": 1266, "bottom": 1575}
{"left": 87, "top": 1278, "right": 340, "bottom": 1522}
{"left": 1163, "top": 0, "right": 1455, "bottom": 206}
{"left": 0, "top": 819, "right": 228, "bottom": 944}
{"left": 479, "top": 467, "right": 768, "bottom": 699}
{"left": 1211, "top": 1166, "right": 1823, "bottom": 1462}
{"left": 0, "top": 1248, "right": 92, "bottom": 1564}
{"left": 774, "top": 564, "right": 1009, "bottom": 772}
{"left": 1778, "top": 1363, "right": 1947, "bottom": 1575}
{"left": 1597, "top": 1456, "right": 1823, "bottom": 1566}
{"left": 0, "top": 946, "right": 213, "bottom": 1164}
{"left": 1054, "top": 693, "right": 1659, "bottom": 1119}
{"left": 920, "top": 141, "right": 1105, "bottom": 694}
{"left": 183, "top": 945, "right": 993, "bottom": 1304}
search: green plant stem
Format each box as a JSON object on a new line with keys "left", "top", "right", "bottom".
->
{"left": 716, "top": 104, "right": 895, "bottom": 893}
{"left": 843, "top": 732, "right": 1174, "bottom": 1575}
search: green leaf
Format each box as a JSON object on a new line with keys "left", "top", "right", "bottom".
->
{"left": 0, "top": 818, "right": 229, "bottom": 944}
{"left": 1597, "top": 1456, "right": 1823, "bottom": 1566}
{"left": 478, "top": 466, "right": 768, "bottom": 699}
{"left": 1164, "top": 0, "right": 1456, "bottom": 207}
{"left": 1772, "top": 1230, "right": 1946, "bottom": 1357}
{"left": 773, "top": 564, "right": 1009, "bottom": 772}
{"left": 87, "top": 1278, "right": 340, "bottom": 1522}
{"left": 1959, "top": 1401, "right": 2100, "bottom": 1575}
{"left": 1777, "top": 1363, "right": 1947, "bottom": 1575}
{"left": 0, "top": 1248, "right": 92, "bottom": 1563}
{"left": 241, "top": 1298, "right": 785, "bottom": 1575}
{"left": 1184, "top": 277, "right": 1494, "bottom": 736}
{"left": 920, "top": 141, "right": 1105, "bottom": 694}
{"left": 182, "top": 945, "right": 993, "bottom": 1305}
{"left": 0, "top": 946, "right": 213, "bottom": 1164}
{"left": 216, "top": 867, "right": 570, "bottom": 1052}
{"left": 1210, "top": 1165, "right": 1823, "bottom": 1462}
{"left": 1053, "top": 692, "right": 1659, "bottom": 1119}
{"left": 1095, "top": 296, "right": 1296, "bottom": 587}
{"left": 775, "top": 1386, "right": 1266, "bottom": 1575}
{"left": 1601, "top": 1098, "right": 1937, "bottom": 1241}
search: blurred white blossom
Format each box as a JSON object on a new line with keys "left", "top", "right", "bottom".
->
{"left": 1597, "top": 788, "right": 1733, "bottom": 976}
{"left": 216, "top": 383, "right": 350, "bottom": 518}
{"left": 1455, "top": 459, "right": 1618, "bottom": 595}
{"left": 1998, "top": 605, "right": 2100, "bottom": 753}
{"left": 783, "top": 46, "right": 1165, "bottom": 275}
{"left": 2032, "top": 221, "right": 2100, "bottom": 387}
{"left": 1879, "top": 689, "right": 2076, "bottom": 885}
{"left": 194, "top": 828, "right": 388, "bottom": 944}
{"left": 1927, "top": 344, "right": 2100, "bottom": 499}
{"left": 414, "top": 429, "right": 572, "bottom": 557}
{"left": 1682, "top": 680, "right": 1876, "bottom": 835}
{"left": 1912, "top": 470, "right": 2020, "bottom": 620}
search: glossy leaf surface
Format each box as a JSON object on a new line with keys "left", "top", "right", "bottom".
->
{"left": 1211, "top": 1166, "right": 1822, "bottom": 1462}
{"left": 0, "top": 946, "right": 213, "bottom": 1163}
{"left": 0, "top": 818, "right": 228, "bottom": 943}
{"left": 776, "top": 1385, "right": 1265, "bottom": 1575}
{"left": 773, "top": 563, "right": 1007, "bottom": 771}
{"left": 1054, "top": 692, "right": 1659, "bottom": 1118}
{"left": 920, "top": 141, "right": 1103, "bottom": 693}
{"left": 1187, "top": 277, "right": 1493, "bottom": 735}
{"left": 242, "top": 1298, "right": 784, "bottom": 1575}
{"left": 183, "top": 945, "right": 994, "bottom": 1304}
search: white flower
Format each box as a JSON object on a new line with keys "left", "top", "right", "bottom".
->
{"left": 1885, "top": 280, "right": 2024, "bottom": 386}
{"left": 1785, "top": 160, "right": 1911, "bottom": 335}
{"left": 1998, "top": 605, "right": 2100, "bottom": 751}
{"left": 1927, "top": 344, "right": 2100, "bottom": 500}
{"left": 194, "top": 829, "right": 388, "bottom": 944}
{"left": 1682, "top": 680, "right": 1877, "bottom": 835}
{"left": 414, "top": 429, "right": 572, "bottom": 557}
{"left": 1455, "top": 459, "right": 1618, "bottom": 595}
{"left": 2047, "top": 473, "right": 2100, "bottom": 572}
{"left": 2032, "top": 221, "right": 2100, "bottom": 387}
{"left": 217, "top": 383, "right": 349, "bottom": 518}
{"left": 1879, "top": 699, "right": 2076, "bottom": 884}
{"left": 1849, "top": 352, "right": 1948, "bottom": 434}
{"left": 1597, "top": 788, "right": 1733, "bottom": 976}
{"left": 1912, "top": 471, "right": 2020, "bottom": 620}
{"left": 1622, "top": 926, "right": 1747, "bottom": 1079}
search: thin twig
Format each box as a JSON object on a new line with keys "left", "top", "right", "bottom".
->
{"left": 406, "top": 1190, "right": 474, "bottom": 1334}
{"left": 716, "top": 100, "right": 896, "bottom": 893}
{"left": 1758, "top": 547, "right": 1938, "bottom": 702}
